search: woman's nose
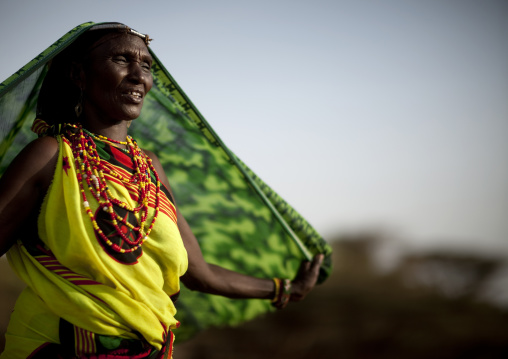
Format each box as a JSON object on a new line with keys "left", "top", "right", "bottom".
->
{"left": 128, "top": 62, "right": 148, "bottom": 84}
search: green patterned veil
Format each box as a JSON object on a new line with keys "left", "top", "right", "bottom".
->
{"left": 0, "top": 22, "right": 332, "bottom": 340}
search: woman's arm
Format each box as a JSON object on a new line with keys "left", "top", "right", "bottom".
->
{"left": 0, "top": 136, "right": 59, "bottom": 256}
{"left": 177, "top": 208, "right": 323, "bottom": 301}
{"left": 145, "top": 150, "right": 323, "bottom": 303}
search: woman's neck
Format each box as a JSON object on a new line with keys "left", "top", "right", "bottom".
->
{"left": 81, "top": 119, "right": 129, "bottom": 144}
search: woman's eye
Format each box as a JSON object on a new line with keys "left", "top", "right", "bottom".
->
{"left": 113, "top": 56, "right": 127, "bottom": 63}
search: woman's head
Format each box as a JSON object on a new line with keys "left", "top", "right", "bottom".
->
{"left": 37, "top": 24, "right": 153, "bottom": 127}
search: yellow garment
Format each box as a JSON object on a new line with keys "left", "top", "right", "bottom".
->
{"left": 4, "top": 134, "right": 188, "bottom": 358}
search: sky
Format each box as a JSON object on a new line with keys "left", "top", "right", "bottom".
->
{"left": 0, "top": 0, "right": 507, "bottom": 255}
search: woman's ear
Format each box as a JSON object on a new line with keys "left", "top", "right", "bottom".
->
{"left": 69, "top": 61, "right": 86, "bottom": 89}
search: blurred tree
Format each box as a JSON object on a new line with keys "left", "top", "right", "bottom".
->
{"left": 399, "top": 252, "right": 504, "bottom": 300}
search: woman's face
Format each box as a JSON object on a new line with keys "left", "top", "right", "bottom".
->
{"left": 81, "top": 33, "right": 153, "bottom": 124}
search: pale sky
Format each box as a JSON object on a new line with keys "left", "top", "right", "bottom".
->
{"left": 1, "top": 0, "right": 507, "bottom": 254}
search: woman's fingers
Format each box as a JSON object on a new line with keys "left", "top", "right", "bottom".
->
{"left": 290, "top": 254, "right": 324, "bottom": 302}
{"left": 310, "top": 254, "right": 324, "bottom": 275}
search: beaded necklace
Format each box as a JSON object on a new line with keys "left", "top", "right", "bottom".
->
{"left": 83, "top": 128, "right": 130, "bottom": 154}
{"left": 68, "top": 124, "right": 161, "bottom": 253}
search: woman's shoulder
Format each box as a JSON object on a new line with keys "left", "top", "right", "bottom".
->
{"left": 6, "top": 136, "right": 60, "bottom": 188}
{"left": 25, "top": 135, "right": 60, "bottom": 160}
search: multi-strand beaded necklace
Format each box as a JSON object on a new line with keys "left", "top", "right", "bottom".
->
{"left": 68, "top": 124, "right": 161, "bottom": 253}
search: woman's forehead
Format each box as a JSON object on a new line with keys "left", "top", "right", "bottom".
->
{"left": 87, "top": 33, "right": 150, "bottom": 57}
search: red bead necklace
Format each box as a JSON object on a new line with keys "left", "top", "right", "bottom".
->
{"left": 68, "top": 124, "right": 161, "bottom": 253}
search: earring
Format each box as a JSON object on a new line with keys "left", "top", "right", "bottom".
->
{"left": 74, "top": 89, "right": 84, "bottom": 118}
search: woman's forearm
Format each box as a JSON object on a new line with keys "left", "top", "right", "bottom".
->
{"left": 174, "top": 187, "right": 322, "bottom": 304}
{"left": 187, "top": 262, "right": 275, "bottom": 299}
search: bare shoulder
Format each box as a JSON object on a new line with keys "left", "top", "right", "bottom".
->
{"left": 3, "top": 136, "right": 59, "bottom": 189}
{"left": 24, "top": 136, "right": 59, "bottom": 159}
{"left": 14, "top": 136, "right": 59, "bottom": 169}
{"left": 0, "top": 136, "right": 60, "bottom": 256}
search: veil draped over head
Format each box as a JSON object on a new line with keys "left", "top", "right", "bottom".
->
{"left": 0, "top": 22, "right": 332, "bottom": 341}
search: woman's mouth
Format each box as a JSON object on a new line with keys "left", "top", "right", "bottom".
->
{"left": 123, "top": 91, "right": 143, "bottom": 103}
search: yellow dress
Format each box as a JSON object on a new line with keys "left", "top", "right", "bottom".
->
{"left": 2, "top": 132, "right": 188, "bottom": 358}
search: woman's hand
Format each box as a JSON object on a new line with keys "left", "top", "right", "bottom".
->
{"left": 290, "top": 254, "right": 324, "bottom": 302}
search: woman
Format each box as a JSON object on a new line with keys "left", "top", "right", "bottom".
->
{"left": 0, "top": 24, "right": 323, "bottom": 358}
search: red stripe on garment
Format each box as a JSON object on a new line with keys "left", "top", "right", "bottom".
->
{"left": 103, "top": 173, "right": 178, "bottom": 224}
{"left": 167, "top": 331, "right": 174, "bottom": 358}
{"left": 36, "top": 257, "right": 59, "bottom": 264}
{"left": 71, "top": 280, "right": 101, "bottom": 286}
{"left": 83, "top": 328, "right": 90, "bottom": 354}
{"left": 26, "top": 342, "right": 52, "bottom": 358}
{"left": 55, "top": 273, "right": 85, "bottom": 281}
{"left": 102, "top": 158, "right": 134, "bottom": 177}
{"left": 75, "top": 326, "right": 82, "bottom": 355}
{"left": 84, "top": 291, "right": 106, "bottom": 304}
{"left": 35, "top": 256, "right": 102, "bottom": 286}
{"left": 90, "top": 330, "right": 96, "bottom": 354}
{"left": 54, "top": 271, "right": 81, "bottom": 277}
{"left": 43, "top": 264, "right": 68, "bottom": 271}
